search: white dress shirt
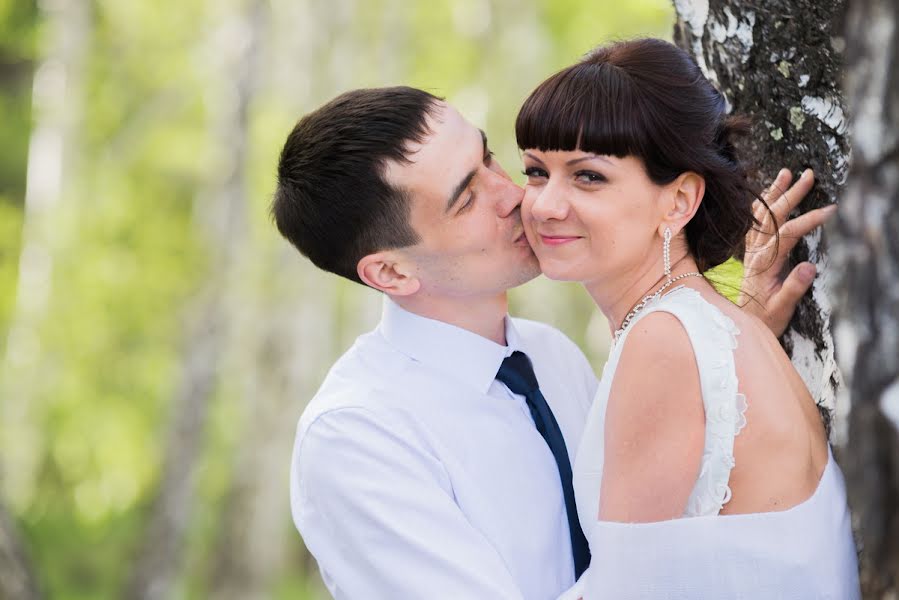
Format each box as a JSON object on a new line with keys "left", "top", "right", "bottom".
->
{"left": 290, "top": 297, "right": 599, "bottom": 600}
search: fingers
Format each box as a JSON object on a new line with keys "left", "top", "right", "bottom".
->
{"left": 752, "top": 169, "right": 794, "bottom": 240}
{"left": 765, "top": 262, "right": 817, "bottom": 337}
{"left": 756, "top": 168, "right": 815, "bottom": 228}
{"left": 752, "top": 204, "right": 832, "bottom": 275}
{"left": 749, "top": 167, "right": 819, "bottom": 260}
{"left": 754, "top": 170, "right": 787, "bottom": 225}
{"left": 769, "top": 168, "right": 815, "bottom": 220}
{"left": 757, "top": 169, "right": 792, "bottom": 221}
{"left": 780, "top": 204, "right": 838, "bottom": 240}
{"left": 742, "top": 234, "right": 776, "bottom": 273}
{"left": 761, "top": 168, "right": 793, "bottom": 207}
{"left": 765, "top": 205, "right": 835, "bottom": 270}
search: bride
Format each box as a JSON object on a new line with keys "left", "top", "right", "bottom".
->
{"left": 516, "top": 38, "right": 860, "bottom": 598}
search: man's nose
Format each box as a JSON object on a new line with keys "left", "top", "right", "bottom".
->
{"left": 491, "top": 172, "right": 525, "bottom": 218}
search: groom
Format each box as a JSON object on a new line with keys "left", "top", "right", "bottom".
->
{"left": 274, "top": 86, "right": 827, "bottom": 599}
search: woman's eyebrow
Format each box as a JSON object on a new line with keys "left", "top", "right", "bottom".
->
{"left": 566, "top": 155, "right": 613, "bottom": 166}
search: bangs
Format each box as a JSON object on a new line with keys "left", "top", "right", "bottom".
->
{"left": 515, "top": 61, "right": 651, "bottom": 159}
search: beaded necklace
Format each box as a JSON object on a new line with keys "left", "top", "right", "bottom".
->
{"left": 613, "top": 272, "right": 703, "bottom": 342}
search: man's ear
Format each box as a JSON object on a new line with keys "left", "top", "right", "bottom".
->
{"left": 357, "top": 252, "right": 421, "bottom": 296}
{"left": 660, "top": 171, "right": 705, "bottom": 236}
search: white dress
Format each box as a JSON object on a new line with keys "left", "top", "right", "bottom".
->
{"left": 566, "top": 286, "right": 860, "bottom": 599}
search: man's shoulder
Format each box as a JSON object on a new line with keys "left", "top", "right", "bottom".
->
{"left": 299, "top": 380, "right": 384, "bottom": 429}
{"left": 301, "top": 376, "right": 398, "bottom": 419}
{"left": 300, "top": 342, "right": 404, "bottom": 426}
{"left": 292, "top": 366, "right": 443, "bottom": 490}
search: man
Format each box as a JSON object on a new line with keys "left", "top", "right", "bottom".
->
{"left": 272, "top": 86, "right": 827, "bottom": 599}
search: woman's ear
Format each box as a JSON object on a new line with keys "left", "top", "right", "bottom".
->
{"left": 660, "top": 171, "right": 705, "bottom": 236}
{"left": 357, "top": 252, "right": 421, "bottom": 296}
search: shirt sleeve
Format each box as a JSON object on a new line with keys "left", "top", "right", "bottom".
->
{"left": 290, "top": 406, "right": 526, "bottom": 600}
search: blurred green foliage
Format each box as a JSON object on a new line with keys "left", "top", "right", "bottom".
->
{"left": 0, "top": 1, "right": 721, "bottom": 598}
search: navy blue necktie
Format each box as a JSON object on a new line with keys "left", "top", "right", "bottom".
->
{"left": 496, "top": 351, "right": 591, "bottom": 579}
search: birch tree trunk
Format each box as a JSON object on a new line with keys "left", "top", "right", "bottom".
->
{"left": 125, "top": 2, "right": 259, "bottom": 597}
{"left": 673, "top": 0, "right": 848, "bottom": 437}
{"left": 0, "top": 0, "right": 88, "bottom": 509}
{"left": 674, "top": 0, "right": 899, "bottom": 594}
{"left": 0, "top": 1, "right": 88, "bottom": 595}
{"left": 832, "top": 0, "right": 899, "bottom": 594}
{"left": 0, "top": 500, "right": 41, "bottom": 600}
{"left": 208, "top": 1, "right": 352, "bottom": 594}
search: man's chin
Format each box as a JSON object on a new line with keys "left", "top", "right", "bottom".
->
{"left": 502, "top": 262, "right": 542, "bottom": 290}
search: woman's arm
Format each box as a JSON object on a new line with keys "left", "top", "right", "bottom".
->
{"left": 599, "top": 311, "right": 705, "bottom": 522}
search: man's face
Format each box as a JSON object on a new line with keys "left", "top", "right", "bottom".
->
{"left": 385, "top": 102, "right": 540, "bottom": 299}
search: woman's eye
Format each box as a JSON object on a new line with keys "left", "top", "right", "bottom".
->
{"left": 575, "top": 170, "right": 606, "bottom": 184}
{"left": 522, "top": 167, "right": 547, "bottom": 178}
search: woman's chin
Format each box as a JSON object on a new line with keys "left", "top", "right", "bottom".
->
{"left": 535, "top": 260, "right": 580, "bottom": 282}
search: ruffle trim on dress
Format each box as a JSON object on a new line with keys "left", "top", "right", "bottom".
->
{"left": 660, "top": 288, "right": 747, "bottom": 518}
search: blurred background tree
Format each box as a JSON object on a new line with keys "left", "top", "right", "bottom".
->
{"left": 0, "top": 0, "right": 675, "bottom": 598}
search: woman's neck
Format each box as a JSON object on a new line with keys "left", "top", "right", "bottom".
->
{"left": 585, "top": 251, "right": 702, "bottom": 334}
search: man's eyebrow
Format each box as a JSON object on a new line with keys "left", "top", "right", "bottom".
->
{"left": 445, "top": 129, "right": 490, "bottom": 213}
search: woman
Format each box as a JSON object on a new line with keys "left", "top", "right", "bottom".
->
{"left": 515, "top": 39, "right": 859, "bottom": 598}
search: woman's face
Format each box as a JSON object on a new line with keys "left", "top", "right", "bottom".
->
{"left": 521, "top": 150, "right": 669, "bottom": 286}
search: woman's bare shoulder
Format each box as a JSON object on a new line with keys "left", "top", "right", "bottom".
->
{"left": 600, "top": 311, "right": 705, "bottom": 522}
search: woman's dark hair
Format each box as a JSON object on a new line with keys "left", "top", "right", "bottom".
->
{"left": 516, "top": 38, "right": 768, "bottom": 273}
{"left": 272, "top": 86, "right": 441, "bottom": 285}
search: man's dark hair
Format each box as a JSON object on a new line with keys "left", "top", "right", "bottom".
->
{"left": 271, "top": 86, "right": 442, "bottom": 284}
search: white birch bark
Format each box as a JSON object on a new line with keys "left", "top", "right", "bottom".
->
{"left": 0, "top": 1, "right": 88, "bottom": 594}
{"left": 208, "top": 1, "right": 370, "bottom": 594}
{"left": 0, "top": 0, "right": 89, "bottom": 509}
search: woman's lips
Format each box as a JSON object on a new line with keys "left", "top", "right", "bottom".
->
{"left": 540, "top": 234, "right": 581, "bottom": 246}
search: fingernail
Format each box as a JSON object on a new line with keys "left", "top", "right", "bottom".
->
{"left": 802, "top": 169, "right": 813, "bottom": 179}
{"left": 824, "top": 204, "right": 838, "bottom": 214}
{"left": 780, "top": 168, "right": 790, "bottom": 178}
{"left": 799, "top": 263, "right": 816, "bottom": 282}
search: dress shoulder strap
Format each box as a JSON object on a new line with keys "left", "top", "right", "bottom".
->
{"left": 620, "top": 286, "right": 748, "bottom": 516}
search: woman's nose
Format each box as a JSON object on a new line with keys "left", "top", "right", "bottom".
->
{"left": 529, "top": 183, "right": 569, "bottom": 221}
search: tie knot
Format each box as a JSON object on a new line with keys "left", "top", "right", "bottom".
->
{"left": 496, "top": 351, "right": 540, "bottom": 395}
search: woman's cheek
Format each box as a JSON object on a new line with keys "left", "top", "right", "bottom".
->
{"left": 519, "top": 192, "right": 540, "bottom": 246}
{"left": 520, "top": 188, "right": 536, "bottom": 221}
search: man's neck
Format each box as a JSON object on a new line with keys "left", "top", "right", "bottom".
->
{"left": 392, "top": 292, "right": 509, "bottom": 346}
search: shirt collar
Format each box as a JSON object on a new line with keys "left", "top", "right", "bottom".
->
{"left": 379, "top": 296, "right": 522, "bottom": 394}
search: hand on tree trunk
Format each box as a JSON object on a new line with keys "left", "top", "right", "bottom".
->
{"left": 738, "top": 168, "right": 838, "bottom": 337}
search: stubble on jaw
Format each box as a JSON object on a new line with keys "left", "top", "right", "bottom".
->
{"left": 506, "top": 250, "right": 542, "bottom": 290}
